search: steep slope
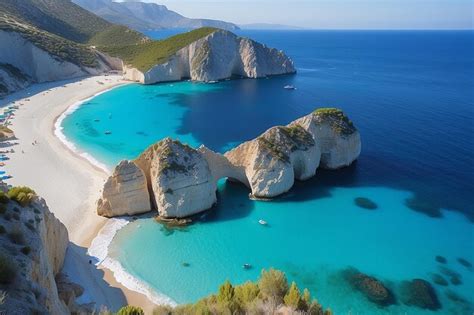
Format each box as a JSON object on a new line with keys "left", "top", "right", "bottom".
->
{"left": 73, "top": 0, "right": 239, "bottom": 31}
{"left": 0, "top": 0, "right": 147, "bottom": 96}
{"left": 102, "top": 28, "right": 296, "bottom": 84}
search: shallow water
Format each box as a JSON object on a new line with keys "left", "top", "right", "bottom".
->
{"left": 62, "top": 30, "right": 474, "bottom": 312}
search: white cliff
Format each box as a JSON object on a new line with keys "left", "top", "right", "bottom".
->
{"left": 98, "top": 108, "right": 360, "bottom": 218}
{"left": 97, "top": 160, "right": 151, "bottom": 217}
{"left": 123, "top": 29, "right": 296, "bottom": 84}
{"left": 134, "top": 139, "right": 217, "bottom": 218}
{"left": 0, "top": 191, "right": 70, "bottom": 314}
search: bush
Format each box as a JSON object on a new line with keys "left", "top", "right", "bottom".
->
{"left": 12, "top": 213, "right": 20, "bottom": 221}
{"left": 284, "top": 282, "right": 302, "bottom": 310}
{"left": 0, "top": 204, "right": 6, "bottom": 214}
{"left": 116, "top": 306, "right": 144, "bottom": 315}
{"left": 3, "top": 213, "right": 11, "bottom": 221}
{"left": 259, "top": 268, "right": 288, "bottom": 303}
{"left": 235, "top": 281, "right": 259, "bottom": 306}
{"left": 0, "top": 225, "right": 5, "bottom": 234}
{"left": 0, "top": 255, "right": 16, "bottom": 284}
{"left": 7, "top": 187, "right": 36, "bottom": 207}
{"left": 21, "top": 246, "right": 31, "bottom": 255}
{"left": 0, "top": 192, "right": 9, "bottom": 204}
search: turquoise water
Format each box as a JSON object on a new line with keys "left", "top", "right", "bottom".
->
{"left": 62, "top": 31, "right": 474, "bottom": 313}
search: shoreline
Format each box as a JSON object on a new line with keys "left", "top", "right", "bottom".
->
{"left": 1, "top": 75, "right": 157, "bottom": 313}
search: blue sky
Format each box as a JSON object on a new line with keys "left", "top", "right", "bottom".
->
{"left": 143, "top": 0, "right": 474, "bottom": 29}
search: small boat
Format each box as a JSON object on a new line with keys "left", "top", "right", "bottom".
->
{"left": 104, "top": 131, "right": 112, "bottom": 135}
{"left": 258, "top": 219, "right": 268, "bottom": 226}
{"left": 284, "top": 85, "right": 296, "bottom": 90}
{"left": 243, "top": 263, "right": 252, "bottom": 270}
{"left": 207, "top": 80, "right": 218, "bottom": 84}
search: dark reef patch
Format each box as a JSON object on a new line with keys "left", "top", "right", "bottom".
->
{"left": 431, "top": 274, "right": 449, "bottom": 286}
{"left": 343, "top": 268, "right": 395, "bottom": 307}
{"left": 405, "top": 197, "right": 442, "bottom": 218}
{"left": 439, "top": 266, "right": 462, "bottom": 285}
{"left": 399, "top": 279, "right": 441, "bottom": 310}
{"left": 457, "top": 258, "right": 472, "bottom": 269}
{"left": 435, "top": 255, "right": 447, "bottom": 264}
{"left": 354, "top": 197, "right": 378, "bottom": 210}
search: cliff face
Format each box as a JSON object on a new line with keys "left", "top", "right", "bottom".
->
{"left": 98, "top": 108, "right": 361, "bottom": 218}
{"left": 123, "top": 30, "right": 296, "bottom": 84}
{"left": 0, "top": 193, "right": 69, "bottom": 314}
{"left": 0, "top": 31, "right": 120, "bottom": 96}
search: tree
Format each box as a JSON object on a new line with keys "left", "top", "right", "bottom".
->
{"left": 259, "top": 268, "right": 288, "bottom": 304}
{"left": 284, "top": 282, "right": 302, "bottom": 310}
{"left": 235, "top": 281, "right": 260, "bottom": 308}
{"left": 116, "top": 305, "right": 144, "bottom": 315}
{"left": 217, "top": 280, "right": 234, "bottom": 304}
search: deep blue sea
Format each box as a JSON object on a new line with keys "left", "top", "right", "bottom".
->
{"left": 62, "top": 31, "right": 474, "bottom": 313}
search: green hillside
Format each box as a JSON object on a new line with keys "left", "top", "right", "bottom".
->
{"left": 101, "top": 27, "right": 217, "bottom": 72}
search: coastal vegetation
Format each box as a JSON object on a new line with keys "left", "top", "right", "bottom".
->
{"left": 313, "top": 108, "right": 356, "bottom": 136}
{"left": 7, "top": 186, "right": 36, "bottom": 207}
{"left": 150, "top": 268, "right": 331, "bottom": 315}
{"left": 100, "top": 27, "right": 218, "bottom": 71}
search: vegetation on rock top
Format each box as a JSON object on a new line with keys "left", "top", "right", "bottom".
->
{"left": 100, "top": 27, "right": 218, "bottom": 72}
{"left": 313, "top": 108, "right": 356, "bottom": 136}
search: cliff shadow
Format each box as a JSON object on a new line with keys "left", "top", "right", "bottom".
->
{"left": 62, "top": 242, "right": 127, "bottom": 313}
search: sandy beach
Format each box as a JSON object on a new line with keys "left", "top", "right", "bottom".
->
{"left": 1, "top": 75, "right": 155, "bottom": 313}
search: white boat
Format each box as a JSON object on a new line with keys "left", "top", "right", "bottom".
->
{"left": 284, "top": 85, "right": 296, "bottom": 90}
{"left": 258, "top": 219, "right": 268, "bottom": 225}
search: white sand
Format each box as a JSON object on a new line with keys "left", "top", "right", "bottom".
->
{"left": 1, "top": 75, "right": 155, "bottom": 312}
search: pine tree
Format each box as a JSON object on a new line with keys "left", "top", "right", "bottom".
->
{"left": 284, "top": 281, "right": 302, "bottom": 310}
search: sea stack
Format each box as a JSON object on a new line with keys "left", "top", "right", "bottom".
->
{"left": 97, "top": 108, "right": 361, "bottom": 218}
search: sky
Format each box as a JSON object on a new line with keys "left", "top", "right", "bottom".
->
{"left": 139, "top": 0, "right": 474, "bottom": 29}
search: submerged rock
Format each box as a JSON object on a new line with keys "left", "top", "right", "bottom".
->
{"left": 343, "top": 268, "right": 394, "bottom": 306}
{"left": 435, "top": 255, "right": 447, "bottom": 264}
{"left": 97, "top": 160, "right": 151, "bottom": 217}
{"left": 354, "top": 197, "right": 378, "bottom": 210}
{"left": 431, "top": 273, "right": 449, "bottom": 286}
{"left": 439, "top": 266, "right": 462, "bottom": 285}
{"left": 405, "top": 197, "right": 442, "bottom": 218}
{"left": 400, "top": 279, "right": 441, "bottom": 310}
{"left": 457, "top": 257, "right": 472, "bottom": 269}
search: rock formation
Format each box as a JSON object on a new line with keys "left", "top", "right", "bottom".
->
{"left": 97, "top": 160, "right": 151, "bottom": 217}
{"left": 0, "top": 188, "right": 70, "bottom": 314}
{"left": 97, "top": 108, "right": 361, "bottom": 218}
{"left": 123, "top": 29, "right": 296, "bottom": 84}
{"left": 400, "top": 279, "right": 441, "bottom": 310}
{"left": 343, "top": 268, "right": 394, "bottom": 306}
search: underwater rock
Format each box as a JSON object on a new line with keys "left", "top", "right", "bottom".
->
{"left": 405, "top": 197, "right": 442, "bottom": 218}
{"left": 439, "top": 266, "right": 462, "bottom": 285}
{"left": 354, "top": 197, "right": 378, "bottom": 210}
{"left": 400, "top": 279, "right": 441, "bottom": 310}
{"left": 431, "top": 274, "right": 449, "bottom": 286}
{"left": 457, "top": 257, "right": 472, "bottom": 269}
{"left": 343, "top": 268, "right": 394, "bottom": 306}
{"left": 435, "top": 255, "right": 447, "bottom": 264}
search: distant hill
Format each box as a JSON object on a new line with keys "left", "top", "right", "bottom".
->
{"left": 240, "top": 23, "right": 303, "bottom": 30}
{"left": 72, "top": 0, "right": 239, "bottom": 31}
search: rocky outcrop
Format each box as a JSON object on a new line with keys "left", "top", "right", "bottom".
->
{"left": 400, "top": 279, "right": 441, "bottom": 310}
{"left": 0, "top": 191, "right": 69, "bottom": 314}
{"left": 343, "top": 268, "right": 394, "bottom": 306}
{"left": 123, "top": 29, "right": 296, "bottom": 84}
{"left": 98, "top": 108, "right": 360, "bottom": 218}
{"left": 97, "top": 160, "right": 151, "bottom": 217}
{"left": 134, "top": 139, "right": 216, "bottom": 218}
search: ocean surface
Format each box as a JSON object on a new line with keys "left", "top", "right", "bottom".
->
{"left": 61, "top": 30, "right": 474, "bottom": 313}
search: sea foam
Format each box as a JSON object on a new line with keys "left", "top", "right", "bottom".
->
{"left": 88, "top": 218, "right": 177, "bottom": 307}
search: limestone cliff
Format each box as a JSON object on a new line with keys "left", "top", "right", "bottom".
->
{"left": 123, "top": 29, "right": 296, "bottom": 84}
{"left": 0, "top": 189, "right": 69, "bottom": 314}
{"left": 98, "top": 108, "right": 360, "bottom": 218}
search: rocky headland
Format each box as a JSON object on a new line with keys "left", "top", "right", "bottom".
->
{"left": 97, "top": 108, "right": 361, "bottom": 218}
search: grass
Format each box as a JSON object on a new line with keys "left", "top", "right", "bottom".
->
{"left": 313, "top": 108, "right": 356, "bottom": 136}
{"left": 101, "top": 27, "right": 218, "bottom": 72}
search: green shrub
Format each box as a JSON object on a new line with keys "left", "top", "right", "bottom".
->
{"left": 217, "top": 280, "right": 234, "bottom": 304}
{"left": 0, "top": 204, "right": 6, "bottom": 214}
{"left": 116, "top": 306, "right": 144, "bottom": 315}
{"left": 21, "top": 246, "right": 31, "bottom": 255}
{"left": 0, "top": 255, "right": 16, "bottom": 284}
{"left": 8, "top": 228, "right": 25, "bottom": 245}
{"left": 3, "top": 213, "right": 11, "bottom": 221}
{"left": 284, "top": 282, "right": 303, "bottom": 310}
{"left": 152, "top": 305, "right": 173, "bottom": 315}
{"left": 234, "top": 281, "right": 259, "bottom": 306}
{"left": 0, "top": 191, "right": 9, "bottom": 204}
{"left": 259, "top": 268, "right": 288, "bottom": 303}
{"left": 7, "top": 187, "right": 36, "bottom": 207}
{"left": 12, "top": 213, "right": 20, "bottom": 220}
{"left": 25, "top": 222, "right": 35, "bottom": 231}
{"left": 0, "top": 225, "right": 5, "bottom": 234}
